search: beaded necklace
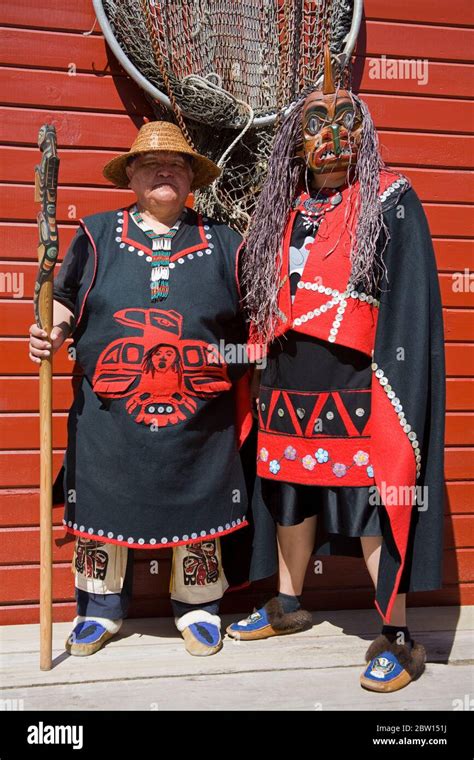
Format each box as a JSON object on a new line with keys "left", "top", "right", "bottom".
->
{"left": 130, "top": 206, "right": 186, "bottom": 301}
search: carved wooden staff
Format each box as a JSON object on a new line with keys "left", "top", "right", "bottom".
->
{"left": 34, "top": 125, "right": 60, "bottom": 671}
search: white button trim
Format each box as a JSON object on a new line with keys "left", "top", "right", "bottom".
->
{"left": 293, "top": 279, "right": 378, "bottom": 332}
{"left": 123, "top": 208, "right": 213, "bottom": 266}
{"left": 379, "top": 177, "right": 409, "bottom": 203}
{"left": 371, "top": 363, "right": 421, "bottom": 479}
{"left": 63, "top": 516, "right": 248, "bottom": 544}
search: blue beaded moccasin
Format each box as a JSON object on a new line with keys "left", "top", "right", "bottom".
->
{"left": 65, "top": 616, "right": 122, "bottom": 657}
{"left": 360, "top": 634, "right": 426, "bottom": 692}
{"left": 226, "top": 597, "right": 312, "bottom": 641}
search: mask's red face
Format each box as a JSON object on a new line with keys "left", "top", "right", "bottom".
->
{"left": 302, "top": 90, "right": 362, "bottom": 174}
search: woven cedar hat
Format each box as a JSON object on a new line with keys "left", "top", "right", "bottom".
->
{"left": 103, "top": 121, "right": 221, "bottom": 191}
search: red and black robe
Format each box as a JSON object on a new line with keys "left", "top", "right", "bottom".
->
{"left": 244, "top": 171, "right": 446, "bottom": 622}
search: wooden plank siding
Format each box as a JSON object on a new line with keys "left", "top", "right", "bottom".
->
{"left": 0, "top": 1, "right": 473, "bottom": 624}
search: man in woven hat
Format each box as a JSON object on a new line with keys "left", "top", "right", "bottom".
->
{"left": 29, "top": 120, "right": 254, "bottom": 657}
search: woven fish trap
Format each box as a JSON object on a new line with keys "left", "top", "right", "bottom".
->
{"left": 96, "top": 0, "right": 360, "bottom": 231}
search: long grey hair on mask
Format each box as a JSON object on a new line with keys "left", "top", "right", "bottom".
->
{"left": 240, "top": 92, "right": 396, "bottom": 345}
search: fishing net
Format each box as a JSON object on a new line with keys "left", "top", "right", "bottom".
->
{"left": 101, "top": 0, "right": 356, "bottom": 230}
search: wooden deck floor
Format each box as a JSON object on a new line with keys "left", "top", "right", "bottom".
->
{"left": 1, "top": 606, "right": 472, "bottom": 711}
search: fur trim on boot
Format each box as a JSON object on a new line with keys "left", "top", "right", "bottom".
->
{"left": 360, "top": 634, "right": 427, "bottom": 692}
{"left": 226, "top": 597, "right": 313, "bottom": 640}
{"left": 175, "top": 610, "right": 222, "bottom": 657}
{"left": 265, "top": 597, "right": 313, "bottom": 633}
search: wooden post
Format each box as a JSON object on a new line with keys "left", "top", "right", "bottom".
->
{"left": 38, "top": 270, "right": 53, "bottom": 671}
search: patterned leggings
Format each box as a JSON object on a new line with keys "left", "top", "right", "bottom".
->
{"left": 73, "top": 536, "right": 228, "bottom": 621}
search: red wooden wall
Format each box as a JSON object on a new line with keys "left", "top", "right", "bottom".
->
{"left": 0, "top": 1, "right": 473, "bottom": 624}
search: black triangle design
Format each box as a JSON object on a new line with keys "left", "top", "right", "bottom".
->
{"left": 287, "top": 392, "right": 318, "bottom": 432}
{"left": 313, "top": 395, "right": 347, "bottom": 437}
{"left": 258, "top": 387, "right": 272, "bottom": 428}
{"left": 340, "top": 390, "right": 371, "bottom": 434}
{"left": 268, "top": 392, "right": 295, "bottom": 434}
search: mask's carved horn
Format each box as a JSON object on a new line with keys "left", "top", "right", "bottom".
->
{"left": 322, "top": 44, "right": 335, "bottom": 95}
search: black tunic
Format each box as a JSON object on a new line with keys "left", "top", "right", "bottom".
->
{"left": 53, "top": 206, "right": 252, "bottom": 551}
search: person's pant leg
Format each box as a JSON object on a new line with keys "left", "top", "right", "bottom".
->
{"left": 170, "top": 539, "right": 227, "bottom": 618}
{"left": 74, "top": 539, "right": 134, "bottom": 620}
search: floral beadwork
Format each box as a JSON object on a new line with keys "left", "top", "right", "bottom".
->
{"left": 315, "top": 447, "right": 329, "bottom": 463}
{"left": 333, "top": 463, "right": 347, "bottom": 478}
{"left": 302, "top": 454, "right": 316, "bottom": 470}
{"left": 353, "top": 450, "right": 370, "bottom": 466}
{"left": 257, "top": 446, "right": 374, "bottom": 480}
